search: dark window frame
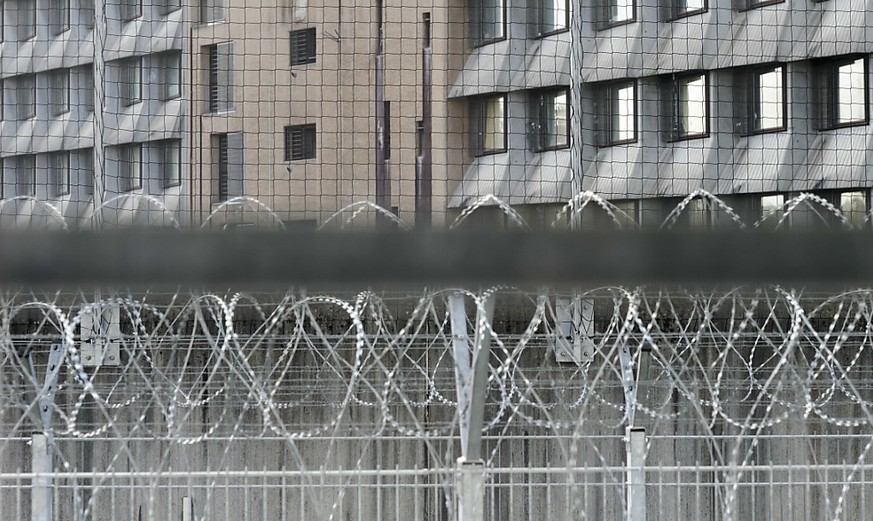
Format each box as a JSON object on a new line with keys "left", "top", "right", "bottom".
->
{"left": 471, "top": 0, "right": 507, "bottom": 47}
{"left": 815, "top": 54, "right": 870, "bottom": 131}
{"left": 667, "top": 0, "right": 707, "bottom": 21}
{"left": 284, "top": 123, "right": 317, "bottom": 162}
{"left": 161, "top": 139, "right": 182, "bottom": 188}
{"left": 17, "top": 74, "right": 37, "bottom": 121}
{"left": 530, "top": 0, "right": 570, "bottom": 38}
{"left": 598, "top": 0, "right": 637, "bottom": 31}
{"left": 120, "top": 0, "right": 143, "bottom": 23}
{"left": 290, "top": 28, "right": 317, "bottom": 67}
{"left": 49, "top": 0, "right": 71, "bottom": 36}
{"left": 17, "top": 0, "right": 37, "bottom": 41}
{"left": 162, "top": 52, "right": 182, "bottom": 101}
{"left": 596, "top": 80, "right": 638, "bottom": 147}
{"left": 470, "top": 94, "right": 508, "bottom": 156}
{"left": 737, "top": 63, "right": 788, "bottom": 136}
{"left": 14, "top": 154, "right": 36, "bottom": 197}
{"left": 49, "top": 68, "right": 71, "bottom": 117}
{"left": 158, "top": 0, "right": 183, "bottom": 16}
{"left": 736, "top": 0, "right": 784, "bottom": 12}
{"left": 119, "top": 143, "right": 142, "bottom": 192}
{"left": 531, "top": 87, "right": 571, "bottom": 152}
{"left": 49, "top": 150, "right": 71, "bottom": 197}
{"left": 120, "top": 56, "right": 142, "bottom": 107}
{"left": 663, "top": 71, "right": 710, "bottom": 142}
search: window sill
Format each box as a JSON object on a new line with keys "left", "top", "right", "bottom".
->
{"left": 122, "top": 15, "right": 143, "bottom": 24}
{"left": 290, "top": 59, "right": 317, "bottom": 67}
{"left": 738, "top": 0, "right": 784, "bottom": 11}
{"left": 819, "top": 120, "right": 869, "bottom": 131}
{"left": 597, "top": 138, "right": 638, "bottom": 148}
{"left": 205, "top": 109, "right": 236, "bottom": 116}
{"left": 596, "top": 18, "right": 636, "bottom": 32}
{"left": 163, "top": 94, "right": 182, "bottom": 102}
{"left": 537, "top": 143, "right": 571, "bottom": 153}
{"left": 668, "top": 8, "right": 707, "bottom": 21}
{"left": 163, "top": 182, "right": 182, "bottom": 189}
{"left": 666, "top": 132, "right": 710, "bottom": 143}
{"left": 472, "top": 36, "right": 506, "bottom": 49}
{"left": 740, "top": 125, "right": 787, "bottom": 137}
{"left": 474, "top": 148, "right": 508, "bottom": 157}
{"left": 534, "top": 27, "right": 569, "bottom": 39}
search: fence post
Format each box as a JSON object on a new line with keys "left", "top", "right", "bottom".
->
{"left": 457, "top": 459, "right": 485, "bottom": 521}
{"left": 31, "top": 433, "right": 52, "bottom": 521}
{"left": 182, "top": 496, "right": 193, "bottom": 521}
{"left": 626, "top": 427, "right": 646, "bottom": 521}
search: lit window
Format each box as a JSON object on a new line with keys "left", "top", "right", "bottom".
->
{"left": 840, "top": 191, "right": 867, "bottom": 228}
{"left": 49, "top": 0, "right": 70, "bottom": 35}
{"left": 817, "top": 56, "right": 869, "bottom": 129}
{"left": 162, "top": 52, "right": 182, "bottom": 100}
{"left": 687, "top": 197, "right": 711, "bottom": 229}
{"left": 531, "top": 0, "right": 569, "bottom": 37}
{"left": 736, "top": 65, "right": 786, "bottom": 135}
{"left": 207, "top": 42, "right": 235, "bottom": 113}
{"left": 597, "top": 81, "right": 636, "bottom": 146}
{"left": 470, "top": 95, "right": 506, "bottom": 155}
{"left": 532, "top": 88, "right": 569, "bottom": 151}
{"left": 290, "top": 28, "right": 317, "bottom": 66}
{"left": 16, "top": 75, "right": 36, "bottom": 120}
{"left": 664, "top": 73, "right": 708, "bottom": 141}
{"left": 119, "top": 143, "right": 142, "bottom": 192}
{"left": 472, "top": 0, "right": 504, "bottom": 46}
{"left": 284, "top": 124, "right": 317, "bottom": 161}
{"left": 49, "top": 151, "right": 70, "bottom": 197}
{"left": 669, "top": 0, "right": 706, "bottom": 19}
{"left": 758, "top": 194, "right": 783, "bottom": 227}
{"left": 119, "top": 57, "right": 142, "bottom": 106}
{"left": 599, "top": 0, "right": 635, "bottom": 29}
{"left": 200, "top": 0, "right": 226, "bottom": 24}
{"left": 48, "top": 69, "right": 70, "bottom": 117}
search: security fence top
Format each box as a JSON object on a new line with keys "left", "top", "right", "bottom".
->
{"left": 0, "top": 230, "right": 871, "bottom": 287}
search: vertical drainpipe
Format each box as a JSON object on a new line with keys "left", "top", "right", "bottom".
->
{"left": 416, "top": 13, "right": 433, "bottom": 229}
{"left": 374, "top": 0, "right": 390, "bottom": 225}
{"left": 92, "top": 0, "right": 107, "bottom": 228}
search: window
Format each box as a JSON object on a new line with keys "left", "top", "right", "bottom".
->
{"left": 215, "top": 132, "right": 244, "bottom": 202}
{"left": 158, "top": 0, "right": 182, "bottom": 15}
{"left": 16, "top": 0, "right": 36, "bottom": 41}
{"left": 735, "top": 65, "right": 786, "bottom": 135}
{"left": 48, "top": 69, "right": 70, "bottom": 117}
{"left": 14, "top": 155, "right": 36, "bottom": 197}
{"left": 80, "top": 66, "right": 95, "bottom": 113}
{"left": 471, "top": 0, "right": 504, "bottom": 46}
{"left": 599, "top": 0, "right": 635, "bottom": 29}
{"left": 49, "top": 151, "right": 70, "bottom": 197}
{"left": 49, "top": 0, "right": 70, "bottom": 35}
{"left": 200, "top": 0, "right": 226, "bottom": 24}
{"left": 663, "top": 72, "right": 709, "bottom": 141}
{"left": 668, "top": 0, "right": 706, "bottom": 19}
{"left": 382, "top": 102, "right": 391, "bottom": 160}
{"left": 80, "top": 0, "right": 95, "bottom": 29}
{"left": 160, "top": 140, "right": 181, "bottom": 188}
{"left": 531, "top": 88, "right": 570, "bottom": 151}
{"left": 611, "top": 200, "right": 638, "bottom": 228}
{"left": 735, "top": 0, "right": 783, "bottom": 11}
{"left": 119, "top": 143, "right": 142, "bottom": 192}
{"left": 162, "top": 52, "right": 182, "bottom": 100}
{"left": 120, "top": 0, "right": 141, "bottom": 22}
{"left": 687, "top": 197, "right": 711, "bottom": 229}
{"left": 840, "top": 191, "right": 867, "bottom": 228}
{"left": 16, "top": 75, "right": 36, "bottom": 120}
{"left": 530, "top": 0, "right": 569, "bottom": 37}
{"left": 79, "top": 148, "right": 94, "bottom": 196}
{"left": 596, "top": 81, "right": 636, "bottom": 146}
{"left": 290, "top": 28, "right": 317, "bottom": 66}
{"left": 470, "top": 95, "right": 506, "bottom": 155}
{"left": 284, "top": 124, "right": 317, "bottom": 161}
{"left": 757, "top": 194, "right": 783, "bottom": 227}
{"left": 207, "top": 42, "right": 235, "bottom": 113}
{"left": 119, "top": 57, "right": 142, "bottom": 106}
{"left": 816, "top": 55, "right": 869, "bottom": 129}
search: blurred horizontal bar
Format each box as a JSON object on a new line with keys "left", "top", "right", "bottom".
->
{"left": 0, "top": 231, "right": 871, "bottom": 287}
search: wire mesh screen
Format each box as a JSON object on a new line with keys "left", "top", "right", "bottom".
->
{"left": 0, "top": 1, "right": 871, "bottom": 230}
{"left": 1, "top": 1, "right": 873, "bottom": 520}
